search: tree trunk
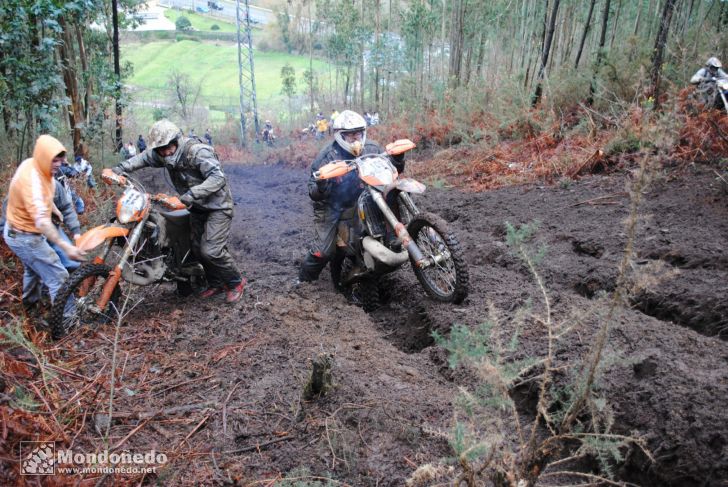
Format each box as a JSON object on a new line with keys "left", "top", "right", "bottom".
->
{"left": 650, "top": 0, "right": 679, "bottom": 109}
{"left": 308, "top": 0, "right": 314, "bottom": 113}
{"left": 475, "top": 32, "right": 487, "bottom": 81}
{"left": 441, "top": 0, "right": 447, "bottom": 85}
{"left": 448, "top": 0, "right": 466, "bottom": 88}
{"left": 532, "top": 0, "right": 561, "bottom": 107}
{"left": 575, "top": 0, "right": 597, "bottom": 69}
{"left": 58, "top": 18, "right": 84, "bottom": 157}
{"left": 373, "top": 0, "right": 381, "bottom": 109}
{"left": 633, "top": 0, "right": 643, "bottom": 37}
{"left": 75, "top": 24, "right": 90, "bottom": 126}
{"left": 588, "top": 0, "right": 612, "bottom": 105}
{"left": 112, "top": 0, "right": 122, "bottom": 152}
{"left": 609, "top": 0, "right": 622, "bottom": 50}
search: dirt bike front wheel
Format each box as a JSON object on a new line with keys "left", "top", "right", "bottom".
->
{"left": 49, "top": 264, "right": 122, "bottom": 340}
{"left": 408, "top": 212, "right": 469, "bottom": 304}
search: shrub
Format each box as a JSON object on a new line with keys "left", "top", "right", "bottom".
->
{"left": 175, "top": 16, "right": 192, "bottom": 31}
{"left": 175, "top": 34, "right": 200, "bottom": 43}
{"left": 152, "top": 107, "right": 170, "bottom": 121}
{"left": 210, "top": 24, "right": 220, "bottom": 31}
{"left": 605, "top": 130, "right": 642, "bottom": 157}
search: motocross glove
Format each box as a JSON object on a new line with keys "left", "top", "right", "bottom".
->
{"left": 180, "top": 192, "right": 195, "bottom": 208}
{"left": 316, "top": 179, "right": 330, "bottom": 192}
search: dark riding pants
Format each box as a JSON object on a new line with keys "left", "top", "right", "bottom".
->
{"left": 189, "top": 209, "right": 242, "bottom": 288}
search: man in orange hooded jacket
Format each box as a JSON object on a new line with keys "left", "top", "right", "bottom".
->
{"left": 3, "top": 135, "right": 85, "bottom": 316}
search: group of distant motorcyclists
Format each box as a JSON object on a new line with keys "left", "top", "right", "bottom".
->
{"left": 2, "top": 56, "right": 726, "bottom": 331}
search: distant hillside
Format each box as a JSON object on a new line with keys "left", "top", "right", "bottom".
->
{"left": 121, "top": 39, "right": 330, "bottom": 114}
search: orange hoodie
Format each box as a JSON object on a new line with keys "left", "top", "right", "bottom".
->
{"left": 6, "top": 135, "right": 65, "bottom": 233}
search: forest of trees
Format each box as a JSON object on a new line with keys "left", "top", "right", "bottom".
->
{"left": 1, "top": 0, "right": 727, "bottom": 160}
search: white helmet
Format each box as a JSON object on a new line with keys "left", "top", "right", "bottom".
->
{"left": 333, "top": 110, "right": 367, "bottom": 156}
{"left": 706, "top": 57, "right": 722, "bottom": 69}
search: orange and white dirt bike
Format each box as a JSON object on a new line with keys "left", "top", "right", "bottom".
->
{"left": 49, "top": 169, "right": 206, "bottom": 339}
{"left": 317, "top": 139, "right": 469, "bottom": 311}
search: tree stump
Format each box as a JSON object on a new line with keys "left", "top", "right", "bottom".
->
{"left": 303, "top": 353, "right": 334, "bottom": 400}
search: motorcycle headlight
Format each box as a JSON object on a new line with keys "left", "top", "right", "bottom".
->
{"left": 116, "top": 189, "right": 148, "bottom": 224}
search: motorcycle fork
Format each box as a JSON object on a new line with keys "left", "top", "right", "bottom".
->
{"left": 398, "top": 192, "right": 419, "bottom": 218}
{"left": 95, "top": 215, "right": 149, "bottom": 310}
{"left": 370, "top": 191, "right": 427, "bottom": 267}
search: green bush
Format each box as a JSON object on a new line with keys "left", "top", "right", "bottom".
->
{"left": 605, "top": 131, "right": 643, "bottom": 157}
{"left": 175, "top": 15, "right": 192, "bottom": 31}
{"left": 152, "top": 107, "right": 170, "bottom": 121}
{"left": 175, "top": 34, "right": 200, "bottom": 43}
{"left": 210, "top": 24, "right": 220, "bottom": 31}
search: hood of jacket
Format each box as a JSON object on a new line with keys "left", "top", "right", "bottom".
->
{"left": 32, "top": 134, "right": 66, "bottom": 179}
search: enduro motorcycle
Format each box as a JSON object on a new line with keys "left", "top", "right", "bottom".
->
{"left": 694, "top": 77, "right": 728, "bottom": 115}
{"left": 49, "top": 169, "right": 205, "bottom": 339}
{"left": 317, "top": 139, "right": 469, "bottom": 311}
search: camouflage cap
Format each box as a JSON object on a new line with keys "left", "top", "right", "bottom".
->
{"left": 149, "top": 119, "right": 181, "bottom": 150}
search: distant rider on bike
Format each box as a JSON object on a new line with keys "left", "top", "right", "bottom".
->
{"left": 113, "top": 119, "right": 246, "bottom": 303}
{"left": 298, "top": 110, "right": 404, "bottom": 283}
{"left": 690, "top": 57, "right": 728, "bottom": 111}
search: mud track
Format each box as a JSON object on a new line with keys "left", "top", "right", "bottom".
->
{"left": 106, "top": 163, "right": 728, "bottom": 485}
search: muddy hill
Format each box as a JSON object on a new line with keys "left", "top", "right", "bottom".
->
{"left": 29, "top": 161, "right": 727, "bottom": 486}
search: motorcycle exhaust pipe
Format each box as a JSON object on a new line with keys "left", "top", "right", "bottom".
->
{"left": 121, "top": 260, "right": 165, "bottom": 286}
{"left": 370, "top": 191, "right": 426, "bottom": 266}
{"left": 362, "top": 236, "right": 409, "bottom": 267}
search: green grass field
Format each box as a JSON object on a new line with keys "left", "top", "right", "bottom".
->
{"left": 163, "top": 9, "right": 237, "bottom": 33}
{"left": 122, "top": 40, "right": 330, "bottom": 104}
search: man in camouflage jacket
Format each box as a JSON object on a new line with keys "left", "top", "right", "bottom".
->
{"left": 113, "top": 119, "right": 245, "bottom": 303}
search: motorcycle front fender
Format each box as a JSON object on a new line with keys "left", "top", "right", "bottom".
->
{"left": 76, "top": 225, "right": 130, "bottom": 252}
{"left": 393, "top": 177, "right": 426, "bottom": 194}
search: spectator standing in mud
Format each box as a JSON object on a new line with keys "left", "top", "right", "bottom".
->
{"left": 315, "top": 113, "right": 328, "bottom": 140}
{"left": 2, "top": 135, "right": 85, "bottom": 317}
{"left": 137, "top": 134, "right": 147, "bottom": 153}
{"left": 112, "top": 119, "right": 246, "bottom": 303}
{"left": 204, "top": 128, "right": 213, "bottom": 145}
{"left": 73, "top": 155, "right": 96, "bottom": 189}
{"left": 298, "top": 110, "right": 405, "bottom": 283}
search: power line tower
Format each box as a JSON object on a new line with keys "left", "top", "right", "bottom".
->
{"left": 235, "top": 0, "right": 260, "bottom": 147}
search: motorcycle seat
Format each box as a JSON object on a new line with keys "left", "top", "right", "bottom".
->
{"left": 160, "top": 209, "right": 190, "bottom": 224}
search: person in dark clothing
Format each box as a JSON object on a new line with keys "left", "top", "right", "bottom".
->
{"left": 113, "top": 119, "right": 246, "bottom": 304}
{"left": 298, "top": 110, "right": 405, "bottom": 283}
{"left": 204, "top": 128, "right": 213, "bottom": 145}
{"left": 137, "top": 134, "right": 147, "bottom": 153}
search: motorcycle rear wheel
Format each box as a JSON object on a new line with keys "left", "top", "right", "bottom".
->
{"left": 408, "top": 212, "right": 469, "bottom": 304}
{"left": 330, "top": 252, "right": 380, "bottom": 312}
{"left": 49, "top": 264, "right": 122, "bottom": 340}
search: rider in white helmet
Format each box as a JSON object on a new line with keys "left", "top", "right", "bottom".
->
{"left": 299, "top": 109, "right": 403, "bottom": 283}
{"left": 690, "top": 57, "right": 728, "bottom": 84}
